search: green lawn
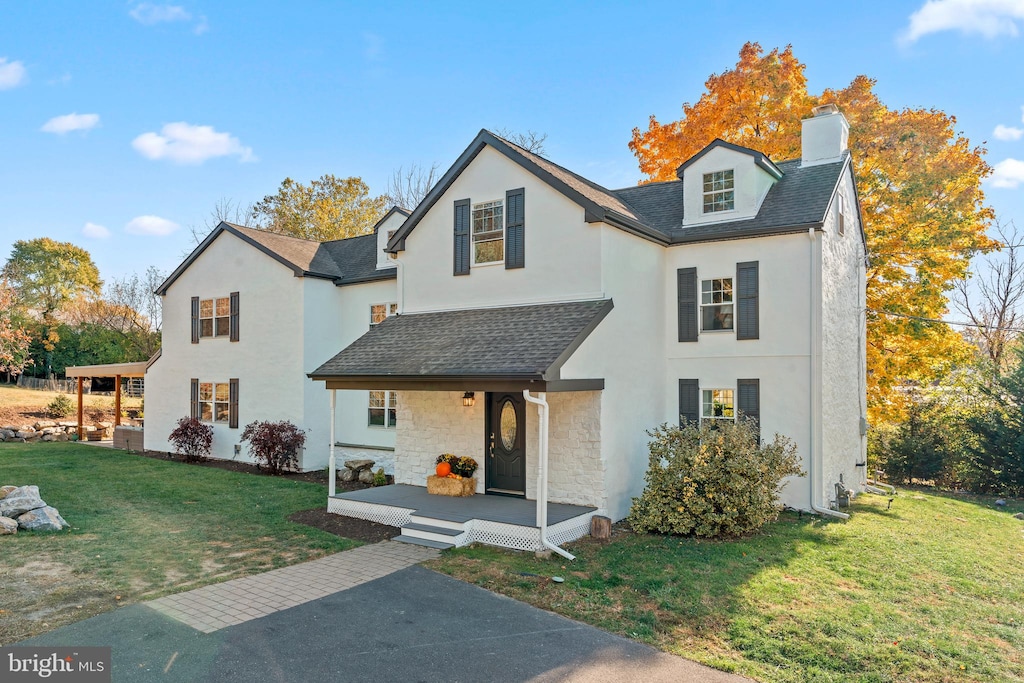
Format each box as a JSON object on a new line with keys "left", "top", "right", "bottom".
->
{"left": 429, "top": 490, "right": 1024, "bottom": 682}
{"left": 0, "top": 443, "right": 351, "bottom": 644}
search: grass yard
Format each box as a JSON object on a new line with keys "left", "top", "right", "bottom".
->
{"left": 0, "top": 383, "right": 140, "bottom": 426}
{"left": 429, "top": 490, "right": 1024, "bottom": 682}
{"left": 0, "top": 443, "right": 352, "bottom": 644}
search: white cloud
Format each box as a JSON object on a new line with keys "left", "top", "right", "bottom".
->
{"left": 194, "top": 15, "right": 209, "bottom": 35}
{"left": 990, "top": 158, "right": 1024, "bottom": 188}
{"left": 132, "top": 122, "right": 255, "bottom": 164}
{"left": 129, "top": 3, "right": 191, "bottom": 25}
{"left": 900, "top": 0, "right": 1024, "bottom": 43}
{"left": 82, "top": 222, "right": 111, "bottom": 239}
{"left": 0, "top": 58, "right": 27, "bottom": 90}
{"left": 994, "top": 124, "right": 1024, "bottom": 140}
{"left": 125, "top": 215, "right": 180, "bottom": 236}
{"left": 41, "top": 113, "right": 100, "bottom": 134}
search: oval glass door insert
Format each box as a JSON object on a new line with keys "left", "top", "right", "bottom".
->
{"left": 500, "top": 400, "right": 517, "bottom": 450}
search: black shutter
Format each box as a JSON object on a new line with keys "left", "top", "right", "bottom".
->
{"left": 453, "top": 199, "right": 470, "bottom": 275}
{"left": 505, "top": 188, "right": 525, "bottom": 269}
{"left": 229, "top": 291, "right": 240, "bottom": 342}
{"left": 191, "top": 296, "right": 200, "bottom": 344}
{"left": 229, "top": 378, "right": 239, "bottom": 429}
{"left": 678, "top": 379, "right": 699, "bottom": 426}
{"left": 737, "top": 378, "right": 760, "bottom": 441}
{"left": 736, "top": 261, "right": 759, "bottom": 340}
{"left": 190, "top": 378, "right": 199, "bottom": 419}
{"left": 677, "top": 268, "right": 698, "bottom": 342}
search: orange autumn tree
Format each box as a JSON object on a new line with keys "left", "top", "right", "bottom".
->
{"left": 630, "top": 42, "right": 995, "bottom": 421}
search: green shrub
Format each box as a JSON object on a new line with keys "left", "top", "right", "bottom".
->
{"left": 628, "top": 419, "right": 803, "bottom": 538}
{"left": 45, "top": 394, "right": 74, "bottom": 418}
{"left": 373, "top": 468, "right": 387, "bottom": 487}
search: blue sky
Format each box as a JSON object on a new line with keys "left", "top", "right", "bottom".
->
{"left": 1, "top": 0, "right": 1023, "bottom": 283}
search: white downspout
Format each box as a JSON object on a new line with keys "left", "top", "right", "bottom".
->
{"left": 392, "top": 254, "right": 405, "bottom": 314}
{"left": 808, "top": 227, "right": 849, "bottom": 520}
{"left": 523, "top": 390, "right": 575, "bottom": 561}
{"left": 328, "top": 389, "right": 337, "bottom": 497}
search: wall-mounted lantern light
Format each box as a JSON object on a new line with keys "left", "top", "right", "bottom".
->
{"left": 462, "top": 392, "right": 475, "bottom": 407}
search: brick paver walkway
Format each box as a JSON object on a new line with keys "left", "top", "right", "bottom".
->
{"left": 146, "top": 541, "right": 439, "bottom": 633}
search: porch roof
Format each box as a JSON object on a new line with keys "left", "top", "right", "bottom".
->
{"left": 308, "top": 299, "right": 612, "bottom": 391}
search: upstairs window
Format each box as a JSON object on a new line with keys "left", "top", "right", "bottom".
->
{"left": 701, "top": 278, "right": 733, "bottom": 331}
{"left": 200, "top": 297, "right": 230, "bottom": 338}
{"left": 472, "top": 200, "right": 504, "bottom": 265}
{"left": 370, "top": 302, "right": 398, "bottom": 327}
{"left": 702, "top": 170, "right": 735, "bottom": 213}
{"left": 702, "top": 389, "right": 734, "bottom": 423}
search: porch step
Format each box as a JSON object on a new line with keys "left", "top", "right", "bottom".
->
{"left": 393, "top": 534, "right": 454, "bottom": 550}
{"left": 408, "top": 514, "right": 467, "bottom": 531}
{"left": 400, "top": 522, "right": 468, "bottom": 547}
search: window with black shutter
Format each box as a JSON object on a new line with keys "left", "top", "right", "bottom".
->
{"left": 190, "top": 297, "right": 200, "bottom": 344}
{"left": 190, "top": 378, "right": 199, "bottom": 419}
{"left": 677, "top": 268, "right": 698, "bottom": 342}
{"left": 453, "top": 199, "right": 470, "bottom": 275}
{"left": 736, "top": 261, "right": 759, "bottom": 340}
{"left": 229, "top": 292, "right": 240, "bottom": 342}
{"left": 737, "top": 378, "right": 760, "bottom": 441}
{"left": 229, "top": 378, "right": 239, "bottom": 429}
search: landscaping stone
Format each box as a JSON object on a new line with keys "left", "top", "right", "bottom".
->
{"left": 339, "top": 468, "right": 355, "bottom": 482}
{"left": 358, "top": 469, "right": 376, "bottom": 484}
{"left": 0, "top": 485, "right": 46, "bottom": 517}
{"left": 995, "top": 499, "right": 1007, "bottom": 507}
{"left": 0, "top": 485, "right": 17, "bottom": 498}
{"left": 33, "top": 420, "right": 57, "bottom": 430}
{"left": 345, "top": 459, "right": 375, "bottom": 472}
{"left": 16, "top": 430, "right": 36, "bottom": 439}
{"left": 17, "top": 506, "right": 68, "bottom": 531}
{"left": 1014, "top": 512, "right": 1024, "bottom": 520}
{"left": 0, "top": 516, "right": 17, "bottom": 535}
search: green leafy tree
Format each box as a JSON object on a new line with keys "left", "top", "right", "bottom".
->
{"left": 0, "top": 278, "right": 32, "bottom": 377}
{"left": 251, "top": 175, "right": 388, "bottom": 241}
{"left": 966, "top": 344, "right": 1024, "bottom": 495}
{"left": 2, "top": 238, "right": 102, "bottom": 375}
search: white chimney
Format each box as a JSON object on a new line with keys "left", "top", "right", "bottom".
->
{"left": 801, "top": 104, "right": 849, "bottom": 167}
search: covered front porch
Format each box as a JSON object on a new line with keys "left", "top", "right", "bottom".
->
{"left": 330, "top": 484, "right": 597, "bottom": 551}
{"left": 309, "top": 299, "right": 613, "bottom": 556}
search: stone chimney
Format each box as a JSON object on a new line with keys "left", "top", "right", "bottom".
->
{"left": 801, "top": 104, "right": 849, "bottom": 167}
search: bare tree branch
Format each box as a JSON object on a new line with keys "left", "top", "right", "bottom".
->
{"left": 493, "top": 128, "right": 548, "bottom": 155}
{"left": 386, "top": 163, "right": 441, "bottom": 210}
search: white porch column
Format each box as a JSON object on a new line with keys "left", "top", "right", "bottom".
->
{"left": 329, "top": 389, "right": 337, "bottom": 497}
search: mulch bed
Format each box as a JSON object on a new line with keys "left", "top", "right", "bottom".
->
{"left": 137, "top": 450, "right": 400, "bottom": 541}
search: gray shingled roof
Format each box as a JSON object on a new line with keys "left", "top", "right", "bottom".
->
{"left": 608, "top": 156, "right": 847, "bottom": 242}
{"left": 309, "top": 299, "right": 613, "bottom": 380}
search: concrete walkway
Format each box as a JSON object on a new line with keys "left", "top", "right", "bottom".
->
{"left": 148, "top": 541, "right": 438, "bottom": 633}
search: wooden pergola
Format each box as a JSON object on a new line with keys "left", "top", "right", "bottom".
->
{"left": 64, "top": 361, "right": 147, "bottom": 441}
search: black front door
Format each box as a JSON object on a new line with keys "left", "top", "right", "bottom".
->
{"left": 485, "top": 392, "right": 526, "bottom": 496}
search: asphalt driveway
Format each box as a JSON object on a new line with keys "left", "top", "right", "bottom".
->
{"left": 21, "top": 565, "right": 748, "bottom": 682}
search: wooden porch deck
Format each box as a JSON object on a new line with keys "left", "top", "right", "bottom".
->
{"left": 329, "top": 484, "right": 598, "bottom": 551}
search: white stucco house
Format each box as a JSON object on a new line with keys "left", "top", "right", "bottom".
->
{"left": 146, "top": 104, "right": 867, "bottom": 554}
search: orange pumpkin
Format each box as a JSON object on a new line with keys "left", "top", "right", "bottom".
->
{"left": 436, "top": 462, "right": 452, "bottom": 477}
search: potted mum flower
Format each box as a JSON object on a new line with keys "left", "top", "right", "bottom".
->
{"left": 427, "top": 453, "right": 479, "bottom": 496}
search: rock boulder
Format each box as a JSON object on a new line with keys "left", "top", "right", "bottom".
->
{"left": 344, "top": 459, "right": 375, "bottom": 472}
{"left": 17, "top": 506, "right": 68, "bottom": 531}
{"left": 0, "top": 516, "right": 17, "bottom": 534}
{"left": 0, "top": 485, "right": 46, "bottom": 517}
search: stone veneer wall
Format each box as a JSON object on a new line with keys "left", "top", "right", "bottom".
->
{"left": 393, "top": 389, "right": 604, "bottom": 508}
{"left": 394, "top": 391, "right": 486, "bottom": 493}
{"left": 545, "top": 391, "right": 604, "bottom": 508}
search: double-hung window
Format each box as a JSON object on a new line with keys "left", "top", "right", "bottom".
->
{"left": 369, "top": 302, "right": 398, "bottom": 327}
{"left": 702, "top": 389, "right": 734, "bottom": 423}
{"left": 199, "top": 382, "right": 230, "bottom": 423}
{"left": 200, "top": 297, "right": 230, "bottom": 338}
{"left": 472, "top": 200, "right": 504, "bottom": 265}
{"left": 368, "top": 390, "right": 397, "bottom": 428}
{"left": 702, "top": 170, "right": 735, "bottom": 213}
{"left": 701, "top": 278, "right": 733, "bottom": 330}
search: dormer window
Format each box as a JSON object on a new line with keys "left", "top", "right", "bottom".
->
{"left": 472, "top": 200, "right": 504, "bottom": 265}
{"left": 703, "top": 170, "right": 735, "bottom": 213}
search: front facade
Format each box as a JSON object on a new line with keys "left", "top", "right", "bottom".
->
{"left": 148, "top": 105, "right": 867, "bottom": 549}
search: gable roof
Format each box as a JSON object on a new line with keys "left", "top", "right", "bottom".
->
{"left": 387, "top": 130, "right": 857, "bottom": 253}
{"left": 675, "top": 139, "right": 783, "bottom": 179}
{"left": 154, "top": 222, "right": 396, "bottom": 295}
{"left": 372, "top": 206, "right": 411, "bottom": 233}
{"left": 309, "top": 299, "right": 613, "bottom": 389}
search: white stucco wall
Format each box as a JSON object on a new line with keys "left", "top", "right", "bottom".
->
{"left": 374, "top": 211, "right": 406, "bottom": 271}
{"left": 145, "top": 230, "right": 399, "bottom": 471}
{"left": 144, "top": 231, "right": 307, "bottom": 463}
{"left": 398, "top": 145, "right": 604, "bottom": 313}
{"left": 681, "top": 146, "right": 777, "bottom": 227}
{"left": 662, "top": 232, "right": 814, "bottom": 510}
{"left": 819, "top": 166, "right": 867, "bottom": 504}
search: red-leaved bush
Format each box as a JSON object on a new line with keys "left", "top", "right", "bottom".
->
{"left": 240, "top": 420, "right": 306, "bottom": 475}
{"left": 168, "top": 416, "right": 214, "bottom": 462}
